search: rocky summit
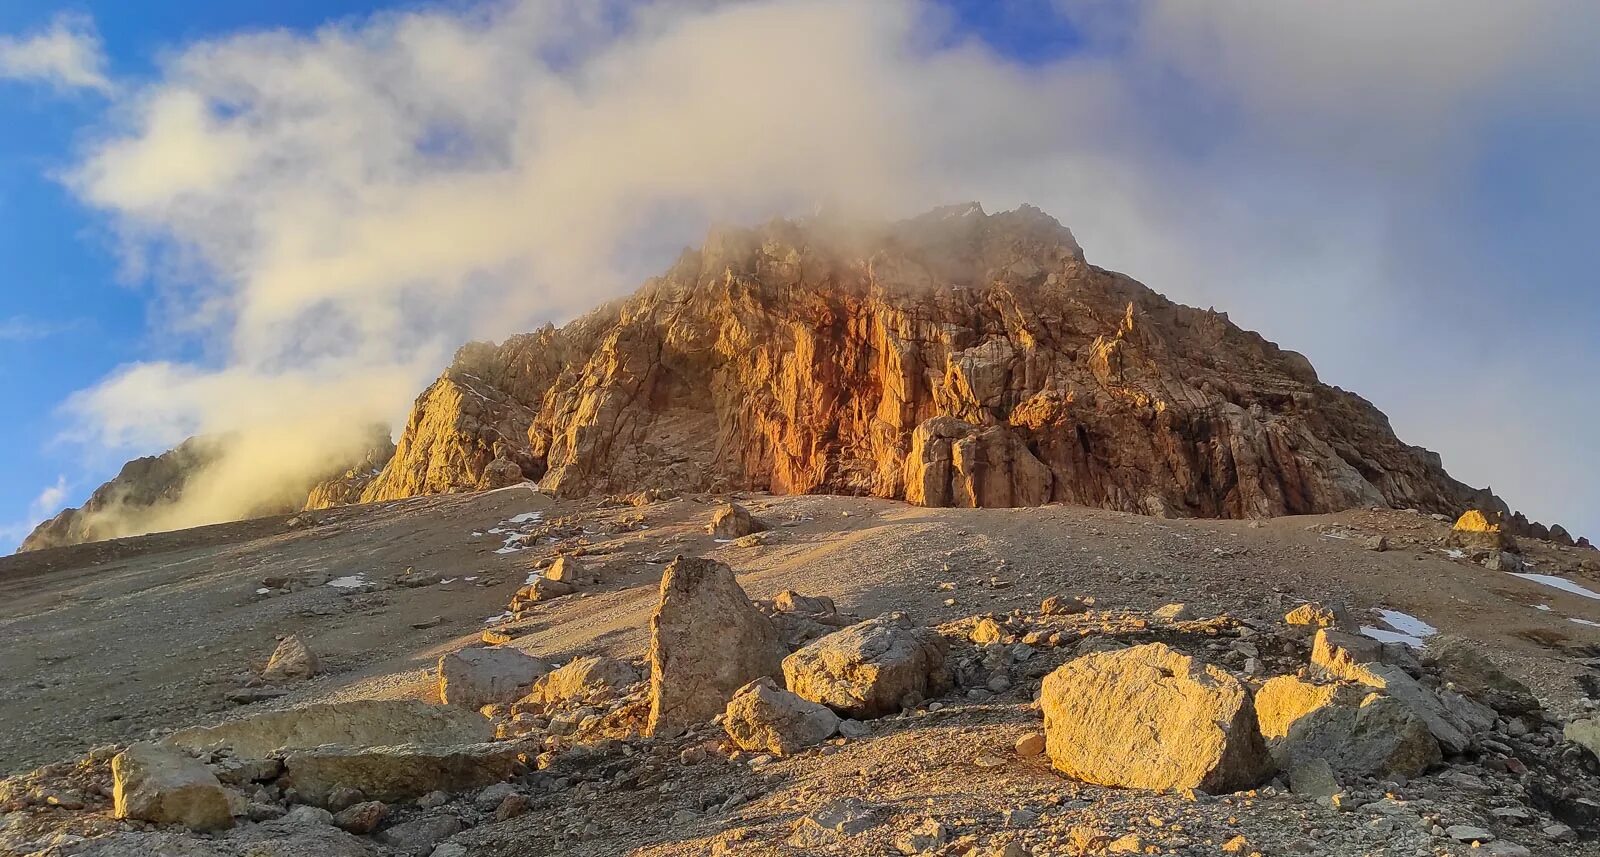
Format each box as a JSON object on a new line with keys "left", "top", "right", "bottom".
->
{"left": 22, "top": 204, "right": 1587, "bottom": 554}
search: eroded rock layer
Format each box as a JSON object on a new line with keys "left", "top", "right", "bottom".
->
{"left": 368, "top": 204, "right": 1499, "bottom": 523}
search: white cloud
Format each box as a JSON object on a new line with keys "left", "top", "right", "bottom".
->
{"left": 52, "top": 0, "right": 1600, "bottom": 539}
{"left": 0, "top": 12, "right": 113, "bottom": 94}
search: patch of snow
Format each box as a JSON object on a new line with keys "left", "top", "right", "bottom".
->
{"left": 507, "top": 512, "right": 542, "bottom": 524}
{"left": 494, "top": 544, "right": 526, "bottom": 555}
{"left": 327, "top": 574, "right": 369, "bottom": 589}
{"left": 1360, "top": 626, "right": 1428, "bottom": 649}
{"left": 464, "top": 576, "right": 478, "bottom": 582}
{"left": 483, "top": 612, "right": 513, "bottom": 625}
{"left": 713, "top": 538, "right": 732, "bottom": 544}
{"left": 1508, "top": 572, "right": 1600, "bottom": 601}
{"left": 440, "top": 578, "right": 456, "bottom": 584}
{"left": 1536, "top": 604, "right": 1552, "bottom": 611}
{"left": 1372, "top": 608, "right": 1437, "bottom": 639}
{"left": 1440, "top": 548, "right": 1465, "bottom": 559}
{"left": 1572, "top": 617, "right": 1600, "bottom": 628}
{"left": 524, "top": 571, "right": 542, "bottom": 585}
{"left": 470, "top": 531, "right": 484, "bottom": 537}
{"left": 254, "top": 587, "right": 272, "bottom": 595}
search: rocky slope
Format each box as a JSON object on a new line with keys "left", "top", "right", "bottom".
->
{"left": 370, "top": 204, "right": 1566, "bottom": 532}
{"left": 20, "top": 429, "right": 396, "bottom": 553}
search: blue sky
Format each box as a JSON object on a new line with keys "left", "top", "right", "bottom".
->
{"left": 0, "top": 0, "right": 1596, "bottom": 550}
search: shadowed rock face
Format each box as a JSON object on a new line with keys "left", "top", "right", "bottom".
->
{"left": 369, "top": 204, "right": 1508, "bottom": 523}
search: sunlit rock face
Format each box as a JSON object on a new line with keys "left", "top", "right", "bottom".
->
{"left": 367, "top": 203, "right": 1496, "bottom": 522}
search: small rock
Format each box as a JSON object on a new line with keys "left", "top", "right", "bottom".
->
{"left": 1014, "top": 733, "right": 1045, "bottom": 758}
{"left": 332, "top": 801, "right": 387, "bottom": 835}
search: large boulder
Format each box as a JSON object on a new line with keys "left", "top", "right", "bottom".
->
{"left": 476, "top": 457, "right": 525, "bottom": 490}
{"left": 1254, "top": 676, "right": 1441, "bottom": 778}
{"left": 782, "top": 613, "right": 950, "bottom": 719}
{"left": 645, "top": 556, "right": 785, "bottom": 735}
{"left": 1444, "top": 510, "right": 1517, "bottom": 553}
{"left": 723, "top": 677, "right": 840, "bottom": 755}
{"left": 261, "top": 635, "right": 320, "bottom": 682}
{"left": 1038, "top": 643, "right": 1273, "bottom": 793}
{"left": 708, "top": 503, "right": 765, "bottom": 538}
{"left": 437, "top": 646, "right": 552, "bottom": 709}
{"left": 111, "top": 743, "right": 233, "bottom": 831}
{"left": 280, "top": 742, "right": 524, "bottom": 806}
{"left": 165, "top": 700, "right": 492, "bottom": 758}
{"left": 1349, "top": 663, "right": 1491, "bottom": 755}
{"left": 544, "top": 555, "right": 599, "bottom": 586}
{"left": 1423, "top": 636, "right": 1539, "bottom": 715}
{"left": 522, "top": 656, "right": 640, "bottom": 706}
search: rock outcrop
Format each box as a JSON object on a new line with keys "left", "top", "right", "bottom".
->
{"left": 1038, "top": 643, "right": 1274, "bottom": 793}
{"left": 645, "top": 556, "right": 785, "bottom": 736}
{"left": 782, "top": 612, "right": 949, "bottom": 719}
{"left": 363, "top": 204, "right": 1577, "bottom": 536}
{"left": 111, "top": 744, "right": 232, "bottom": 831}
{"left": 33, "top": 205, "right": 1588, "bottom": 552}
{"left": 722, "top": 676, "right": 840, "bottom": 755}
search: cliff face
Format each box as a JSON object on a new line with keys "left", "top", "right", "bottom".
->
{"left": 365, "top": 204, "right": 1502, "bottom": 523}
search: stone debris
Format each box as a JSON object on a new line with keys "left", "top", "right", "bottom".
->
{"left": 707, "top": 502, "right": 765, "bottom": 538}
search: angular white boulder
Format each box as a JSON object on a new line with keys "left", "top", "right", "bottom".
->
{"left": 437, "top": 646, "right": 552, "bottom": 709}
{"left": 112, "top": 743, "right": 233, "bottom": 831}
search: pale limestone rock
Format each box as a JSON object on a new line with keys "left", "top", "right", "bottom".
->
{"left": 544, "top": 555, "right": 599, "bottom": 586}
{"left": 522, "top": 656, "right": 639, "bottom": 706}
{"left": 112, "top": 743, "right": 232, "bottom": 831}
{"left": 1253, "top": 675, "right": 1440, "bottom": 777}
{"left": 783, "top": 613, "right": 949, "bottom": 719}
{"left": 166, "top": 700, "right": 491, "bottom": 758}
{"left": 646, "top": 556, "right": 785, "bottom": 735}
{"left": 708, "top": 503, "right": 765, "bottom": 538}
{"left": 723, "top": 677, "right": 840, "bottom": 755}
{"left": 262, "top": 635, "right": 320, "bottom": 682}
{"left": 1038, "top": 643, "right": 1273, "bottom": 793}
{"left": 437, "top": 647, "right": 552, "bottom": 709}
{"left": 280, "top": 742, "right": 524, "bottom": 806}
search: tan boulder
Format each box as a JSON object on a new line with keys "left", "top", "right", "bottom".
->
{"left": 783, "top": 613, "right": 950, "bottom": 719}
{"left": 1444, "top": 510, "right": 1517, "bottom": 553}
{"left": 1038, "top": 643, "right": 1273, "bottom": 793}
{"left": 1310, "top": 629, "right": 1387, "bottom": 684}
{"left": 476, "top": 457, "right": 524, "bottom": 490}
{"left": 544, "top": 555, "right": 599, "bottom": 586}
{"left": 1254, "top": 675, "right": 1440, "bottom": 777}
{"left": 280, "top": 742, "right": 524, "bottom": 807}
{"left": 261, "top": 635, "right": 320, "bottom": 682}
{"left": 165, "top": 700, "right": 492, "bottom": 758}
{"left": 112, "top": 743, "right": 232, "bottom": 831}
{"left": 708, "top": 503, "right": 765, "bottom": 538}
{"left": 1284, "top": 602, "right": 1348, "bottom": 629}
{"left": 723, "top": 677, "right": 840, "bottom": 755}
{"left": 437, "top": 647, "right": 552, "bottom": 709}
{"left": 522, "top": 656, "right": 639, "bottom": 706}
{"left": 646, "top": 556, "right": 785, "bottom": 735}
